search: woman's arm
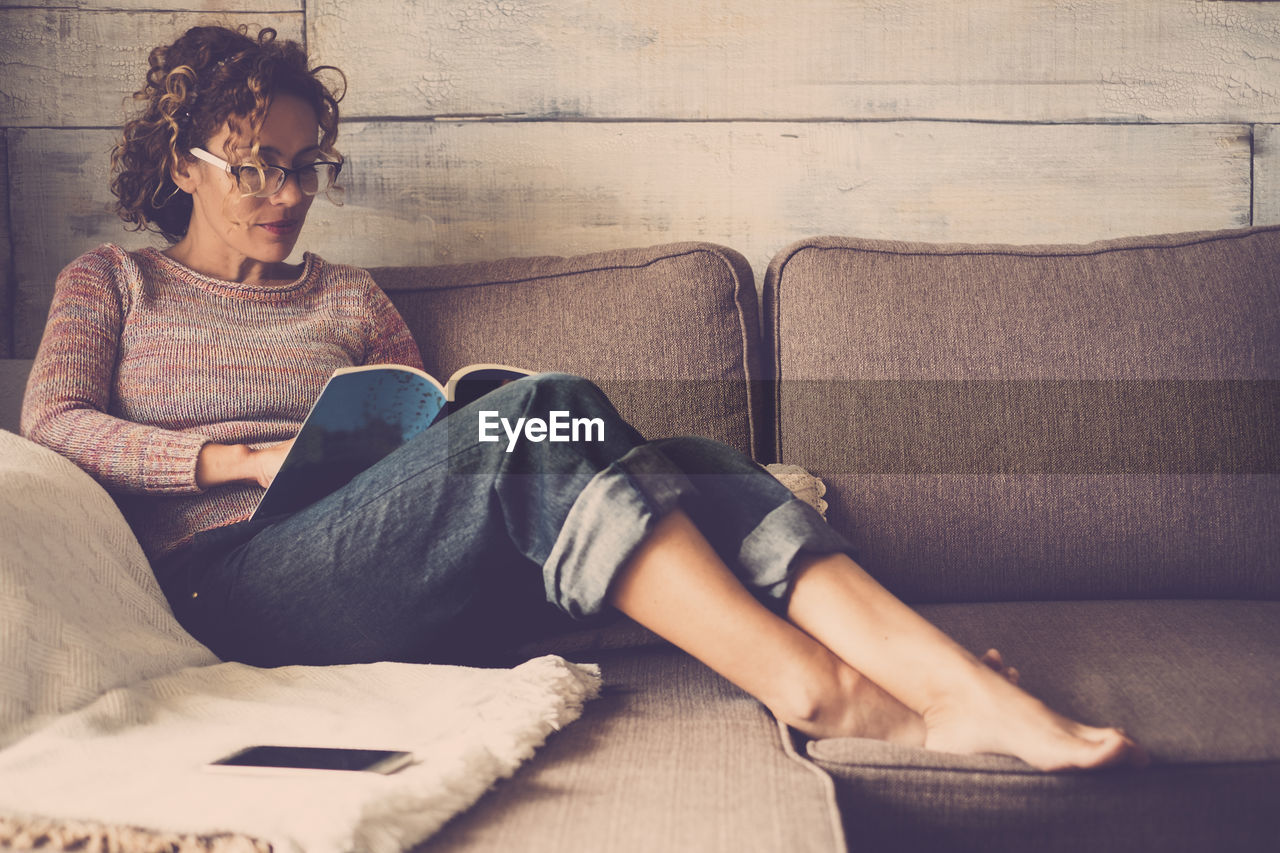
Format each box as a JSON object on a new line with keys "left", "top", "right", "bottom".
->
{"left": 21, "top": 248, "right": 217, "bottom": 494}
{"left": 362, "top": 278, "right": 425, "bottom": 370}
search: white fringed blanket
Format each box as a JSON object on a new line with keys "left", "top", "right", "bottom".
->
{"left": 0, "top": 655, "right": 600, "bottom": 853}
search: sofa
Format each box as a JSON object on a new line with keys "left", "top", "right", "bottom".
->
{"left": 0, "top": 224, "right": 1276, "bottom": 852}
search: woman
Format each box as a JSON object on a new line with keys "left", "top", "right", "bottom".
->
{"left": 22, "top": 24, "right": 1145, "bottom": 772}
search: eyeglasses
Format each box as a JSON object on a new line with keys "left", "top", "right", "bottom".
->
{"left": 189, "top": 147, "right": 343, "bottom": 198}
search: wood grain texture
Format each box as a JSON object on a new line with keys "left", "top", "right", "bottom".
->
{"left": 9, "top": 129, "right": 162, "bottom": 358}
{"left": 11, "top": 119, "right": 1250, "bottom": 356}
{"left": 310, "top": 0, "right": 1280, "bottom": 123}
{"left": 301, "top": 120, "right": 1251, "bottom": 279}
{"left": 1256, "top": 124, "right": 1280, "bottom": 226}
{"left": 0, "top": 10, "right": 303, "bottom": 127}
{"left": 0, "top": 1, "right": 298, "bottom": 9}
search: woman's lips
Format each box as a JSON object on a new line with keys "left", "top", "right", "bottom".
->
{"left": 259, "top": 219, "right": 300, "bottom": 236}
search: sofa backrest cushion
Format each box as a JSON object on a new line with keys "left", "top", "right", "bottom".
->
{"left": 764, "top": 226, "right": 1280, "bottom": 603}
{"left": 372, "top": 242, "right": 763, "bottom": 459}
{"left": 0, "top": 359, "right": 33, "bottom": 435}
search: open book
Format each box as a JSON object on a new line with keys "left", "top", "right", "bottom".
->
{"left": 252, "top": 363, "right": 533, "bottom": 519}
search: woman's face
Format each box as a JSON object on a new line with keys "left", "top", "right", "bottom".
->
{"left": 177, "top": 93, "right": 323, "bottom": 276}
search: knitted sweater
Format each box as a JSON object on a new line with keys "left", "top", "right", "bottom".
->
{"left": 20, "top": 243, "right": 424, "bottom": 561}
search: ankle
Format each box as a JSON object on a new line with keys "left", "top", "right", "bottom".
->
{"left": 767, "top": 654, "right": 848, "bottom": 733}
{"left": 766, "top": 656, "right": 925, "bottom": 745}
{"left": 916, "top": 655, "right": 1017, "bottom": 720}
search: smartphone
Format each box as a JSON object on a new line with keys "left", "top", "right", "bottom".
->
{"left": 206, "top": 745, "right": 415, "bottom": 776}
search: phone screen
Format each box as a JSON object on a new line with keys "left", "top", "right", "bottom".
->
{"left": 209, "top": 745, "right": 413, "bottom": 774}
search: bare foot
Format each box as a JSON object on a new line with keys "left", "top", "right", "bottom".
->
{"left": 781, "top": 649, "right": 1017, "bottom": 746}
{"left": 825, "top": 668, "right": 927, "bottom": 746}
{"left": 920, "top": 660, "right": 1148, "bottom": 772}
{"left": 774, "top": 659, "right": 926, "bottom": 746}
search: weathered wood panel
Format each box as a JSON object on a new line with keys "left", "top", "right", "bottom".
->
{"left": 0, "top": 129, "right": 11, "bottom": 359}
{"left": 311, "top": 0, "right": 1280, "bottom": 123}
{"left": 302, "top": 120, "right": 1251, "bottom": 275}
{"left": 9, "top": 129, "right": 160, "bottom": 357}
{"left": 0, "top": 1, "right": 295, "bottom": 9}
{"left": 11, "top": 120, "right": 1249, "bottom": 356}
{"left": 1256, "top": 124, "right": 1280, "bottom": 226}
{"left": 0, "top": 10, "right": 304, "bottom": 127}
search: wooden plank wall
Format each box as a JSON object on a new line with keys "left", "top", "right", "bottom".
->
{"left": 2, "top": 0, "right": 1280, "bottom": 359}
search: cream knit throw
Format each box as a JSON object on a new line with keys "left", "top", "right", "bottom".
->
{"left": 0, "top": 656, "right": 600, "bottom": 853}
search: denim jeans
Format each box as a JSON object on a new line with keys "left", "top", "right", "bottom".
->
{"left": 153, "top": 373, "right": 855, "bottom": 666}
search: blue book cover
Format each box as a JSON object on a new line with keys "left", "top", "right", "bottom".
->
{"left": 252, "top": 363, "right": 532, "bottom": 519}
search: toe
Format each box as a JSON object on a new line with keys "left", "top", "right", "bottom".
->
{"left": 1079, "top": 728, "right": 1149, "bottom": 770}
{"left": 1094, "top": 735, "right": 1134, "bottom": 769}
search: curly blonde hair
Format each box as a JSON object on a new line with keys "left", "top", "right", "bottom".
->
{"left": 110, "top": 24, "right": 346, "bottom": 243}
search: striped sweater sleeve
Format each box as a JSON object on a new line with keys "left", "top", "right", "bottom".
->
{"left": 20, "top": 248, "right": 210, "bottom": 495}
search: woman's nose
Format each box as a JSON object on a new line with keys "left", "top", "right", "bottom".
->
{"left": 270, "top": 171, "right": 306, "bottom": 205}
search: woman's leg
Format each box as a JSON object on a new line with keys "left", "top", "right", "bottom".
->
{"left": 157, "top": 373, "right": 657, "bottom": 666}
{"left": 606, "top": 510, "right": 1146, "bottom": 771}
{"left": 481, "top": 402, "right": 1134, "bottom": 770}
{"left": 160, "top": 373, "right": 803, "bottom": 666}
{"left": 784, "top": 553, "right": 1147, "bottom": 771}
{"left": 162, "top": 370, "right": 1141, "bottom": 770}
{"left": 605, "top": 507, "right": 925, "bottom": 743}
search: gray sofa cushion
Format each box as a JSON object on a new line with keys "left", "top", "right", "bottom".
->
{"left": 763, "top": 226, "right": 1280, "bottom": 602}
{"left": 373, "top": 242, "right": 764, "bottom": 459}
{"left": 420, "top": 646, "right": 846, "bottom": 853}
{"left": 807, "top": 599, "right": 1280, "bottom": 853}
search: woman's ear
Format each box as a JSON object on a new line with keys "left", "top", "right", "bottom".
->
{"left": 170, "top": 151, "right": 199, "bottom": 194}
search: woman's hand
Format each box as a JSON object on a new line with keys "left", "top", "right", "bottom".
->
{"left": 196, "top": 438, "right": 296, "bottom": 490}
{"left": 245, "top": 438, "right": 296, "bottom": 488}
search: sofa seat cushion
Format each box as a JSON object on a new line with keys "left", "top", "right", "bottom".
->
{"left": 806, "top": 599, "right": 1280, "bottom": 853}
{"left": 763, "top": 227, "right": 1280, "bottom": 602}
{"left": 420, "top": 645, "right": 845, "bottom": 853}
{"left": 373, "top": 242, "right": 765, "bottom": 458}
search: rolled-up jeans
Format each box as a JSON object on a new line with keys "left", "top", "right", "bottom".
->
{"left": 152, "top": 373, "right": 854, "bottom": 667}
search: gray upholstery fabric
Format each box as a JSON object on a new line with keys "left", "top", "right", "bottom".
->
{"left": 0, "top": 359, "right": 32, "bottom": 434}
{"left": 417, "top": 647, "right": 845, "bottom": 853}
{"left": 763, "top": 226, "right": 1280, "bottom": 602}
{"left": 807, "top": 599, "right": 1280, "bottom": 853}
{"left": 373, "top": 242, "right": 764, "bottom": 459}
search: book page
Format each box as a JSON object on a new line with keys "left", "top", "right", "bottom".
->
{"left": 445, "top": 363, "right": 535, "bottom": 408}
